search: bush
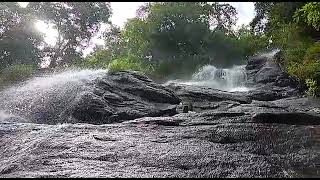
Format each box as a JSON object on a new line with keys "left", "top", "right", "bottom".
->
{"left": 304, "top": 42, "right": 320, "bottom": 63}
{"left": 108, "top": 55, "right": 154, "bottom": 74}
{"left": 288, "top": 42, "right": 320, "bottom": 78}
{"left": 151, "top": 55, "right": 213, "bottom": 80}
{"left": 73, "top": 50, "right": 112, "bottom": 69}
{"left": 0, "top": 64, "right": 37, "bottom": 86}
{"left": 286, "top": 41, "right": 320, "bottom": 97}
{"left": 306, "top": 78, "right": 319, "bottom": 97}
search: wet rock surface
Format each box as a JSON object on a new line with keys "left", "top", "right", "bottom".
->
{"left": 1, "top": 100, "right": 320, "bottom": 178}
{"left": 0, "top": 71, "right": 180, "bottom": 124}
{"left": 245, "top": 50, "right": 302, "bottom": 101}
{"left": 70, "top": 71, "right": 181, "bottom": 124}
{"left": 1, "top": 51, "right": 320, "bottom": 177}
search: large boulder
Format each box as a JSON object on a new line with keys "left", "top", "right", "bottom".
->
{"left": 0, "top": 70, "right": 181, "bottom": 124}
{"left": 245, "top": 50, "right": 302, "bottom": 101}
{"left": 69, "top": 71, "right": 181, "bottom": 124}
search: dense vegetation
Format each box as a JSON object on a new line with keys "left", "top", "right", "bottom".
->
{"left": 1, "top": 2, "right": 319, "bottom": 96}
{"left": 75, "top": 2, "right": 269, "bottom": 80}
{"left": 249, "top": 2, "right": 320, "bottom": 97}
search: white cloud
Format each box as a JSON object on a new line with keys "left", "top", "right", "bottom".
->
{"left": 228, "top": 2, "right": 255, "bottom": 27}
{"left": 219, "top": 2, "right": 255, "bottom": 30}
{"left": 17, "top": 2, "right": 29, "bottom": 8}
{"left": 110, "top": 2, "right": 146, "bottom": 29}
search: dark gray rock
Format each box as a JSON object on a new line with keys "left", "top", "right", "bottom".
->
{"left": 247, "top": 85, "right": 301, "bottom": 101}
{"left": 246, "top": 55, "right": 268, "bottom": 71}
{"left": 255, "top": 62, "right": 283, "bottom": 84}
{"left": 252, "top": 112, "right": 320, "bottom": 125}
{"left": 0, "top": 71, "right": 181, "bottom": 125}
{"left": 0, "top": 100, "right": 319, "bottom": 178}
{"left": 244, "top": 50, "right": 302, "bottom": 101}
{"left": 70, "top": 71, "right": 181, "bottom": 124}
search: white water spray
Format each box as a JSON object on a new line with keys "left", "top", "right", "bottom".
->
{"left": 257, "top": 48, "right": 281, "bottom": 59}
{"left": 0, "top": 69, "right": 108, "bottom": 123}
{"left": 166, "top": 65, "right": 251, "bottom": 92}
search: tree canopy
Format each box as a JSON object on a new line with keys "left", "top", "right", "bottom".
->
{"left": 2, "top": 2, "right": 320, "bottom": 96}
{"left": 0, "top": 3, "right": 43, "bottom": 69}
{"left": 0, "top": 2, "right": 112, "bottom": 70}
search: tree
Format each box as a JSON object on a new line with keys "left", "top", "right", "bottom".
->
{"left": 122, "top": 18, "right": 150, "bottom": 59}
{"left": 28, "top": 2, "right": 112, "bottom": 68}
{"left": 294, "top": 2, "right": 320, "bottom": 40}
{"left": 235, "top": 25, "right": 269, "bottom": 57}
{"left": 122, "top": 2, "right": 237, "bottom": 61}
{"left": 294, "top": 2, "right": 320, "bottom": 30}
{"left": 0, "top": 2, "right": 43, "bottom": 70}
{"left": 249, "top": 2, "right": 275, "bottom": 34}
{"left": 102, "top": 25, "right": 128, "bottom": 59}
{"left": 250, "top": 2, "right": 306, "bottom": 34}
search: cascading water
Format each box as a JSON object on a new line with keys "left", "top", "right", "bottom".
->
{"left": 258, "top": 48, "right": 281, "bottom": 59}
{"left": 166, "top": 65, "right": 250, "bottom": 92}
{"left": 0, "top": 69, "right": 108, "bottom": 124}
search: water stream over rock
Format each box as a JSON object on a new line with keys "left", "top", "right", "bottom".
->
{"left": 0, "top": 50, "right": 319, "bottom": 178}
{"left": 166, "top": 64, "right": 250, "bottom": 92}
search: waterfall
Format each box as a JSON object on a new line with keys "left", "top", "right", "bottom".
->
{"left": 258, "top": 48, "right": 281, "bottom": 59}
{"left": 166, "top": 65, "right": 250, "bottom": 92}
{"left": 0, "top": 69, "right": 108, "bottom": 123}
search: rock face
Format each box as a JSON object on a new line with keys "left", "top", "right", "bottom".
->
{"left": 1, "top": 97, "right": 320, "bottom": 178}
{"left": 245, "top": 50, "right": 302, "bottom": 101}
{"left": 70, "top": 71, "right": 181, "bottom": 124}
{"left": 0, "top": 50, "right": 320, "bottom": 178}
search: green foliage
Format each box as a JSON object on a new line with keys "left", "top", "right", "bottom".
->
{"left": 0, "top": 3, "right": 43, "bottom": 70}
{"left": 301, "top": 44, "right": 320, "bottom": 80}
{"left": 122, "top": 18, "right": 150, "bottom": 58}
{"left": 249, "top": 2, "right": 320, "bottom": 97}
{"left": 27, "top": 2, "right": 112, "bottom": 68}
{"left": 0, "top": 64, "right": 36, "bottom": 86}
{"left": 235, "top": 25, "right": 269, "bottom": 57}
{"left": 152, "top": 55, "right": 212, "bottom": 79}
{"left": 0, "top": 2, "right": 112, "bottom": 74}
{"left": 294, "top": 2, "right": 320, "bottom": 30}
{"left": 121, "top": 2, "right": 238, "bottom": 62}
{"left": 270, "top": 23, "right": 312, "bottom": 50}
{"left": 250, "top": 2, "right": 306, "bottom": 34}
{"left": 304, "top": 42, "right": 320, "bottom": 63}
{"left": 306, "top": 79, "right": 319, "bottom": 97}
{"left": 108, "top": 55, "right": 154, "bottom": 74}
{"left": 286, "top": 42, "right": 320, "bottom": 97}
{"left": 269, "top": 23, "right": 313, "bottom": 68}
{"left": 249, "top": 2, "right": 275, "bottom": 33}
{"left": 74, "top": 50, "right": 113, "bottom": 69}
{"left": 102, "top": 25, "right": 126, "bottom": 58}
{"left": 108, "top": 2, "right": 251, "bottom": 79}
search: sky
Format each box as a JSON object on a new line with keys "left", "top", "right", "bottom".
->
{"left": 18, "top": 2, "right": 256, "bottom": 56}
{"left": 110, "top": 2, "right": 255, "bottom": 28}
